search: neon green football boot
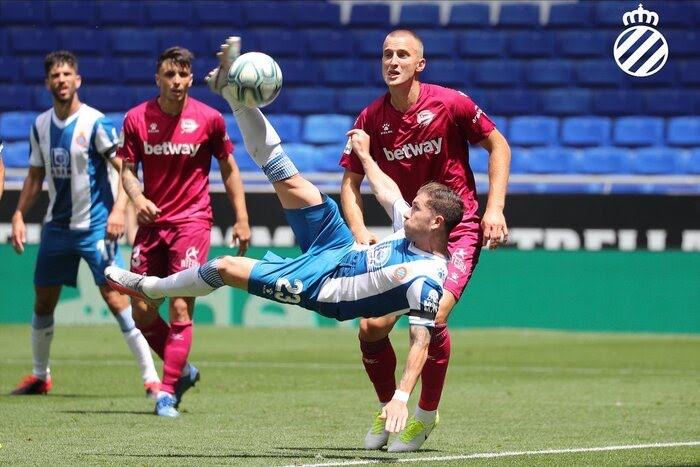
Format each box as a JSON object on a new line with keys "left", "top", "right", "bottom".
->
{"left": 387, "top": 411, "right": 439, "bottom": 453}
{"left": 363, "top": 410, "right": 390, "bottom": 450}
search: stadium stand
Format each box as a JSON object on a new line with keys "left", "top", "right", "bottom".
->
{"left": 0, "top": 0, "right": 697, "bottom": 193}
{"left": 0, "top": 111, "right": 38, "bottom": 142}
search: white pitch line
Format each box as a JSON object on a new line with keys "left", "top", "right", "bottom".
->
{"left": 286, "top": 441, "right": 700, "bottom": 467}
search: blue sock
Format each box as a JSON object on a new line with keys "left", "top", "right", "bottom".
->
{"left": 263, "top": 153, "right": 298, "bottom": 183}
{"left": 198, "top": 258, "right": 225, "bottom": 288}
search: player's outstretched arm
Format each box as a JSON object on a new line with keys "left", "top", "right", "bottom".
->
{"left": 347, "top": 129, "right": 403, "bottom": 218}
{"left": 380, "top": 324, "right": 432, "bottom": 432}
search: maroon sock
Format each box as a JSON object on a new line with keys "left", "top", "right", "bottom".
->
{"left": 161, "top": 321, "right": 193, "bottom": 394}
{"left": 419, "top": 324, "right": 451, "bottom": 411}
{"left": 360, "top": 336, "right": 397, "bottom": 403}
{"left": 137, "top": 315, "right": 169, "bottom": 360}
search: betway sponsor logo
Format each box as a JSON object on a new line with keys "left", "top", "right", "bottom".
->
{"left": 143, "top": 141, "right": 201, "bottom": 156}
{"left": 382, "top": 137, "right": 442, "bottom": 161}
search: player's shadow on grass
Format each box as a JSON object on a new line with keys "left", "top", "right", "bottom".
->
{"left": 61, "top": 409, "right": 154, "bottom": 416}
{"left": 278, "top": 446, "right": 440, "bottom": 454}
{"left": 93, "top": 453, "right": 393, "bottom": 462}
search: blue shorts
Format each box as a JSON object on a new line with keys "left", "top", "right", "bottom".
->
{"left": 34, "top": 223, "right": 125, "bottom": 287}
{"left": 248, "top": 195, "right": 355, "bottom": 315}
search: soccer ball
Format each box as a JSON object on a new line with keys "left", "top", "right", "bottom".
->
{"left": 227, "top": 52, "right": 283, "bottom": 108}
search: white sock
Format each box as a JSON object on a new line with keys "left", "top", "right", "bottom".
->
{"left": 31, "top": 324, "right": 54, "bottom": 380}
{"left": 227, "top": 98, "right": 283, "bottom": 167}
{"left": 414, "top": 407, "right": 437, "bottom": 424}
{"left": 143, "top": 267, "right": 216, "bottom": 298}
{"left": 123, "top": 328, "right": 160, "bottom": 384}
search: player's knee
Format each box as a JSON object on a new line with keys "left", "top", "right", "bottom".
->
{"left": 358, "top": 319, "right": 393, "bottom": 342}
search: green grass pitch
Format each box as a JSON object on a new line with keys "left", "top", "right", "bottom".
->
{"left": 1, "top": 325, "right": 698, "bottom": 466}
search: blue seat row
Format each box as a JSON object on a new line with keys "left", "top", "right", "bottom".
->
{"left": 2, "top": 1, "right": 697, "bottom": 29}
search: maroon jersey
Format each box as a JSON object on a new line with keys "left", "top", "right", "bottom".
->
{"left": 117, "top": 97, "right": 233, "bottom": 226}
{"left": 340, "top": 83, "right": 495, "bottom": 219}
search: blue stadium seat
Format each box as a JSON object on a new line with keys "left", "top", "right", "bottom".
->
{"left": 275, "top": 58, "right": 321, "bottom": 86}
{"left": 20, "top": 57, "right": 45, "bottom": 83}
{"left": 666, "top": 117, "right": 700, "bottom": 147}
{"left": 186, "top": 87, "right": 230, "bottom": 114}
{"left": 527, "top": 147, "right": 574, "bottom": 174}
{"left": 321, "top": 59, "right": 369, "bottom": 86}
{"left": 398, "top": 3, "right": 441, "bottom": 28}
{"left": 560, "top": 116, "right": 612, "bottom": 147}
{"left": 417, "top": 30, "right": 458, "bottom": 58}
{"left": 110, "top": 29, "right": 158, "bottom": 56}
{"left": 232, "top": 149, "right": 259, "bottom": 173}
{"left": 144, "top": 0, "right": 192, "bottom": 26}
{"left": 447, "top": 3, "right": 491, "bottom": 29}
{"left": 508, "top": 116, "right": 558, "bottom": 147}
{"left": 0, "top": 0, "right": 47, "bottom": 26}
{"left": 0, "top": 56, "right": 20, "bottom": 83}
{"left": 104, "top": 112, "right": 126, "bottom": 132}
{"left": 191, "top": 1, "right": 243, "bottom": 27}
{"left": 80, "top": 85, "right": 133, "bottom": 113}
{"left": 0, "top": 85, "right": 32, "bottom": 111}
{"left": 489, "top": 116, "right": 507, "bottom": 139}
{"left": 302, "top": 114, "right": 353, "bottom": 145}
{"left": 627, "top": 148, "right": 682, "bottom": 175}
{"left": 283, "top": 143, "right": 317, "bottom": 172}
{"left": 242, "top": 0, "right": 294, "bottom": 27}
{"left": 508, "top": 31, "right": 554, "bottom": 58}
{"left": 540, "top": 89, "right": 592, "bottom": 116}
{"left": 303, "top": 29, "right": 353, "bottom": 57}
{"left": 678, "top": 60, "right": 700, "bottom": 86}
{"left": 593, "top": 1, "right": 632, "bottom": 27}
{"left": 642, "top": 90, "right": 696, "bottom": 116}
{"left": 676, "top": 149, "right": 700, "bottom": 174}
{"left": 664, "top": 31, "right": 700, "bottom": 57}
{"left": 267, "top": 114, "right": 303, "bottom": 144}
{"left": 352, "top": 29, "right": 388, "bottom": 58}
{"left": 223, "top": 115, "right": 243, "bottom": 144}
{"left": 485, "top": 90, "right": 538, "bottom": 116}
{"left": 249, "top": 29, "right": 304, "bottom": 58}
{"left": 575, "top": 60, "right": 623, "bottom": 87}
{"left": 348, "top": 3, "right": 391, "bottom": 28}
{"left": 79, "top": 57, "right": 117, "bottom": 84}
{"left": 625, "top": 61, "right": 678, "bottom": 88}
{"left": 509, "top": 147, "right": 531, "bottom": 174}
{"left": 556, "top": 31, "right": 609, "bottom": 58}
{"left": 473, "top": 60, "right": 521, "bottom": 87}
{"left": 155, "top": 29, "right": 207, "bottom": 56}
{"left": 547, "top": 3, "right": 593, "bottom": 28}
{"left": 33, "top": 86, "right": 53, "bottom": 110}
{"left": 285, "top": 88, "right": 336, "bottom": 114}
{"left": 337, "top": 87, "right": 385, "bottom": 116}
{"left": 573, "top": 147, "right": 629, "bottom": 174}
{"left": 96, "top": 0, "right": 145, "bottom": 26}
{"left": 291, "top": 1, "right": 341, "bottom": 27}
{"left": 613, "top": 117, "right": 665, "bottom": 147}
{"left": 57, "top": 28, "right": 108, "bottom": 56}
{"left": 315, "top": 144, "right": 345, "bottom": 173}
{"left": 121, "top": 58, "right": 155, "bottom": 84}
{"left": 0, "top": 111, "right": 38, "bottom": 141}
{"left": 468, "top": 145, "right": 488, "bottom": 174}
{"left": 525, "top": 60, "right": 573, "bottom": 87}
{"left": 420, "top": 60, "right": 469, "bottom": 88}
{"left": 498, "top": 3, "right": 540, "bottom": 28}
{"left": 458, "top": 31, "right": 506, "bottom": 58}
{"left": 48, "top": 1, "right": 97, "bottom": 26}
{"left": 592, "top": 90, "right": 643, "bottom": 116}
{"left": 2, "top": 141, "right": 30, "bottom": 168}
{"left": 9, "top": 28, "right": 58, "bottom": 54}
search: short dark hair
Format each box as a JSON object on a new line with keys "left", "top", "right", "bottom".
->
{"left": 418, "top": 182, "right": 464, "bottom": 235}
{"left": 44, "top": 50, "right": 78, "bottom": 77}
{"left": 156, "top": 47, "right": 194, "bottom": 72}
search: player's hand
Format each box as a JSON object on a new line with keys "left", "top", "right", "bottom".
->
{"left": 230, "top": 221, "right": 251, "bottom": 256}
{"left": 205, "top": 36, "right": 241, "bottom": 95}
{"left": 346, "top": 129, "right": 371, "bottom": 161}
{"left": 134, "top": 198, "right": 162, "bottom": 224}
{"left": 379, "top": 399, "right": 409, "bottom": 433}
{"left": 352, "top": 226, "right": 378, "bottom": 246}
{"left": 10, "top": 213, "right": 26, "bottom": 254}
{"left": 106, "top": 209, "right": 125, "bottom": 241}
{"left": 481, "top": 207, "right": 508, "bottom": 249}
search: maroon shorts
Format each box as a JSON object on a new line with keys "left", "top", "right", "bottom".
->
{"left": 131, "top": 223, "right": 211, "bottom": 277}
{"left": 444, "top": 219, "right": 483, "bottom": 301}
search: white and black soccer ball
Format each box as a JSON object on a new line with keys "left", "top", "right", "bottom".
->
{"left": 227, "top": 52, "right": 283, "bottom": 108}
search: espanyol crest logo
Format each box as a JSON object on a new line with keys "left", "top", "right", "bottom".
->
{"left": 613, "top": 4, "right": 668, "bottom": 77}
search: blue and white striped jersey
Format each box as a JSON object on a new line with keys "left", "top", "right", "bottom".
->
{"left": 29, "top": 104, "right": 119, "bottom": 230}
